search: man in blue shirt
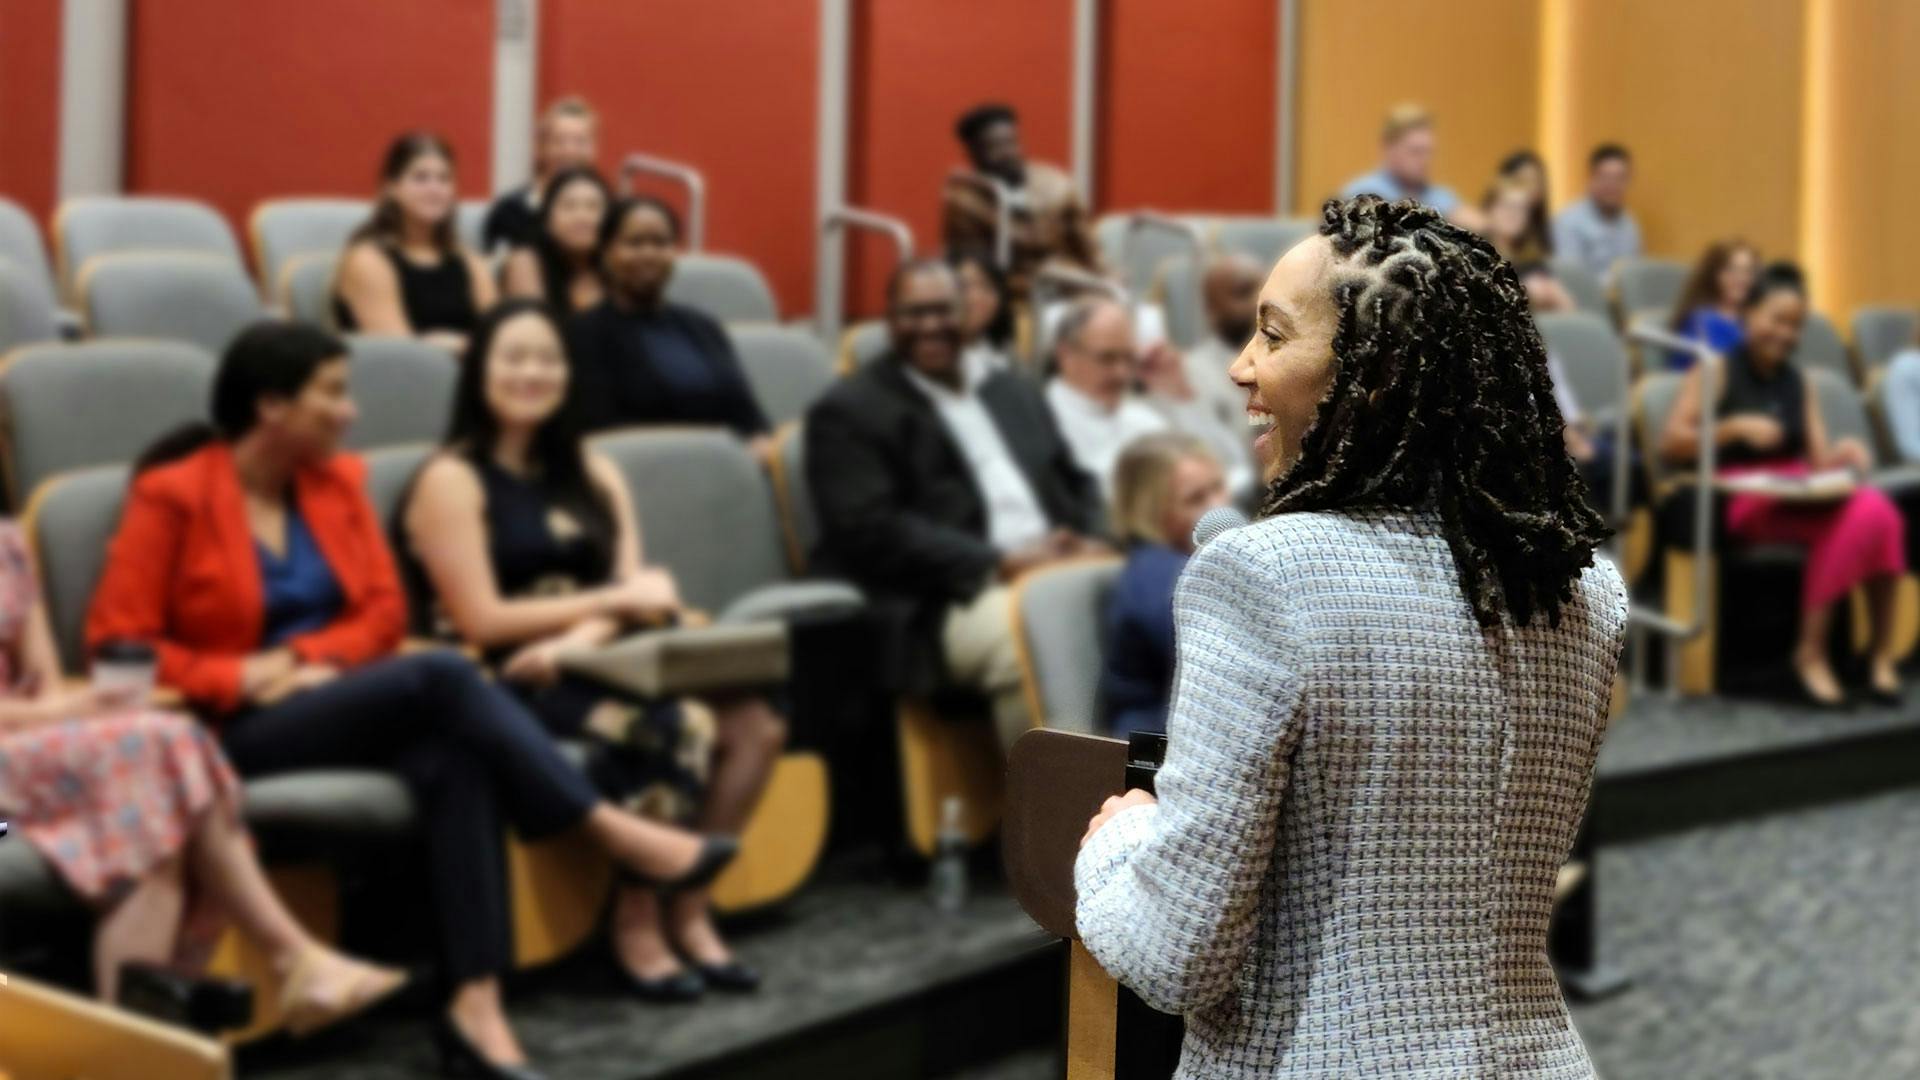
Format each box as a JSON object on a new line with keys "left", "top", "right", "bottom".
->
{"left": 1338, "top": 104, "right": 1459, "bottom": 216}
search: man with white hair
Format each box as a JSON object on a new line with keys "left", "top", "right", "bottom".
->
{"left": 1045, "top": 297, "right": 1171, "bottom": 499}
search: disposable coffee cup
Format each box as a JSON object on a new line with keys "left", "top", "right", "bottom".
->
{"left": 91, "top": 640, "right": 157, "bottom": 704}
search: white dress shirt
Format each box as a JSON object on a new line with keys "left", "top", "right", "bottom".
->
{"left": 1045, "top": 378, "right": 1170, "bottom": 499}
{"left": 902, "top": 353, "right": 1051, "bottom": 551}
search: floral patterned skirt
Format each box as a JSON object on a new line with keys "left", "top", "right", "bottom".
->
{"left": 0, "top": 711, "right": 240, "bottom": 903}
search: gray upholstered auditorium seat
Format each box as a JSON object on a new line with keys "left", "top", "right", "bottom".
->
{"left": 1534, "top": 311, "right": 1629, "bottom": 425}
{"left": 770, "top": 423, "right": 817, "bottom": 572}
{"left": 667, "top": 254, "right": 778, "bottom": 324}
{"left": 1612, "top": 257, "right": 1689, "bottom": 320}
{"left": 0, "top": 197, "right": 57, "bottom": 303}
{"left": 249, "top": 198, "right": 367, "bottom": 297}
{"left": 1805, "top": 367, "right": 1920, "bottom": 493}
{"left": 363, "top": 443, "right": 433, "bottom": 529}
{"left": 80, "top": 253, "right": 264, "bottom": 354}
{"left": 1852, "top": 306, "right": 1918, "bottom": 372}
{"left": 0, "top": 261, "right": 60, "bottom": 354}
{"left": 456, "top": 200, "right": 489, "bottom": 254}
{"left": 1209, "top": 216, "right": 1315, "bottom": 267}
{"left": 0, "top": 342, "right": 214, "bottom": 504}
{"left": 342, "top": 336, "right": 458, "bottom": 451}
{"left": 1095, "top": 212, "right": 1210, "bottom": 296}
{"left": 839, "top": 319, "right": 889, "bottom": 372}
{"left": 589, "top": 428, "right": 862, "bottom": 623}
{"left": 1013, "top": 559, "right": 1121, "bottom": 734}
{"left": 280, "top": 252, "right": 339, "bottom": 329}
{"left": 726, "top": 325, "right": 836, "bottom": 427}
{"left": 1548, "top": 256, "right": 1610, "bottom": 319}
{"left": 1793, "top": 312, "right": 1854, "bottom": 383}
{"left": 1153, "top": 252, "right": 1206, "bottom": 349}
{"left": 55, "top": 196, "right": 241, "bottom": 299}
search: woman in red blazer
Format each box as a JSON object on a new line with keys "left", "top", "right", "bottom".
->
{"left": 88, "top": 323, "right": 737, "bottom": 1080}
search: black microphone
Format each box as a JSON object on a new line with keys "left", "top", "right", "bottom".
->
{"left": 1192, "top": 506, "right": 1249, "bottom": 550}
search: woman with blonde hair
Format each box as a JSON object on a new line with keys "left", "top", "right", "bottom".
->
{"left": 1098, "top": 432, "right": 1229, "bottom": 736}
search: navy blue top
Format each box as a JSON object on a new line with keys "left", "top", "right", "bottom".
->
{"left": 256, "top": 504, "right": 345, "bottom": 646}
{"left": 566, "top": 300, "right": 771, "bottom": 437}
{"left": 1098, "top": 542, "right": 1188, "bottom": 737}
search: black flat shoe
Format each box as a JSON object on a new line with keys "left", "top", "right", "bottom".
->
{"left": 433, "top": 1015, "right": 547, "bottom": 1080}
{"left": 691, "top": 960, "right": 761, "bottom": 994}
{"left": 1864, "top": 684, "right": 1903, "bottom": 708}
{"left": 622, "top": 835, "right": 740, "bottom": 893}
{"left": 617, "top": 965, "right": 706, "bottom": 1003}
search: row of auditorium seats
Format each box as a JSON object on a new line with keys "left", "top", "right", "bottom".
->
{"left": 0, "top": 325, "right": 837, "bottom": 508}
{"left": 0, "top": 426, "right": 856, "bottom": 1032}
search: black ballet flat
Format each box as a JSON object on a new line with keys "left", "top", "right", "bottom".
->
{"left": 616, "top": 965, "right": 706, "bottom": 1004}
{"left": 1864, "top": 684, "right": 1904, "bottom": 708}
{"left": 622, "top": 835, "right": 740, "bottom": 894}
{"left": 690, "top": 960, "right": 761, "bottom": 994}
{"left": 433, "top": 1015, "right": 547, "bottom": 1080}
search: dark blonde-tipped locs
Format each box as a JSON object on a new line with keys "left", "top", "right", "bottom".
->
{"left": 1258, "top": 196, "right": 1609, "bottom": 628}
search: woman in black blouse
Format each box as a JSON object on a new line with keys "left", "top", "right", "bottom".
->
{"left": 335, "top": 132, "right": 497, "bottom": 354}
{"left": 566, "top": 197, "right": 771, "bottom": 458}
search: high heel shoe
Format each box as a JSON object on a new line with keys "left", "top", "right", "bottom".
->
{"left": 277, "top": 946, "right": 407, "bottom": 1038}
{"left": 433, "top": 1014, "right": 548, "bottom": 1080}
{"left": 619, "top": 835, "right": 740, "bottom": 893}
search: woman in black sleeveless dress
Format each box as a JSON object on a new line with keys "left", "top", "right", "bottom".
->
{"left": 400, "top": 301, "right": 785, "bottom": 1002}
{"left": 334, "top": 132, "right": 496, "bottom": 353}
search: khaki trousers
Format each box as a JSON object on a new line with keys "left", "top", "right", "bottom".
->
{"left": 940, "top": 584, "right": 1032, "bottom": 750}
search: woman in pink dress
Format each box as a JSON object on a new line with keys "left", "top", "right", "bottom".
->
{"left": 1659, "top": 264, "right": 1906, "bottom": 707}
{"left": 0, "top": 522, "right": 403, "bottom": 1033}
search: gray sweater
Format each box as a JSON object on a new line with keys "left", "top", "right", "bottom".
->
{"left": 1075, "top": 507, "right": 1627, "bottom": 1078}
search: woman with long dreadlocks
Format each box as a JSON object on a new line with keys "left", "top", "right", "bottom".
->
{"left": 1073, "top": 196, "right": 1627, "bottom": 1078}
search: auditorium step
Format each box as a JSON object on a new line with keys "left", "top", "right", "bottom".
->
{"left": 242, "top": 853, "right": 1062, "bottom": 1080}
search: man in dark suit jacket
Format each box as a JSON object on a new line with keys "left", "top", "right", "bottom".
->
{"left": 806, "top": 258, "right": 1106, "bottom": 747}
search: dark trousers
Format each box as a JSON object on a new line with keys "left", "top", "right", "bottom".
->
{"left": 220, "top": 651, "right": 600, "bottom": 984}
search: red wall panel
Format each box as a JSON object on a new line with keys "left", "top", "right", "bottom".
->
{"left": 0, "top": 0, "right": 62, "bottom": 225}
{"left": 1097, "top": 0, "right": 1277, "bottom": 213}
{"left": 125, "top": 0, "right": 495, "bottom": 251}
{"left": 846, "top": 0, "right": 1076, "bottom": 314}
{"left": 541, "top": 0, "right": 818, "bottom": 318}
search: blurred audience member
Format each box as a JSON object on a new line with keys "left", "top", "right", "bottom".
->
{"left": 88, "top": 322, "right": 733, "bottom": 1075}
{"left": 334, "top": 132, "right": 496, "bottom": 354}
{"left": 1046, "top": 297, "right": 1170, "bottom": 499}
{"left": 0, "top": 520, "right": 403, "bottom": 1018}
{"left": 1498, "top": 149, "right": 1554, "bottom": 252}
{"left": 1482, "top": 179, "right": 1552, "bottom": 266}
{"left": 1099, "top": 433, "right": 1229, "bottom": 737}
{"left": 402, "top": 301, "right": 781, "bottom": 1002}
{"left": 485, "top": 96, "right": 600, "bottom": 254}
{"left": 1145, "top": 253, "right": 1264, "bottom": 499}
{"left": 949, "top": 248, "right": 1018, "bottom": 373}
{"left": 805, "top": 259, "right": 1104, "bottom": 749}
{"left": 1339, "top": 104, "right": 1460, "bottom": 216}
{"left": 1880, "top": 335, "right": 1920, "bottom": 462}
{"left": 1517, "top": 260, "right": 1576, "bottom": 314}
{"left": 1553, "top": 144, "right": 1640, "bottom": 279}
{"left": 568, "top": 197, "right": 771, "bottom": 454}
{"left": 942, "top": 102, "right": 1100, "bottom": 295}
{"left": 1667, "top": 240, "right": 1760, "bottom": 368}
{"left": 1658, "top": 267, "right": 1904, "bottom": 708}
{"left": 501, "top": 167, "right": 611, "bottom": 317}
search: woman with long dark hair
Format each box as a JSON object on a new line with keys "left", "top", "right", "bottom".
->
{"left": 1496, "top": 148, "right": 1554, "bottom": 257}
{"left": 1660, "top": 266, "right": 1903, "bottom": 707}
{"left": 334, "top": 132, "right": 496, "bottom": 353}
{"left": 400, "top": 301, "right": 785, "bottom": 1001}
{"left": 500, "top": 167, "right": 611, "bottom": 316}
{"left": 948, "top": 247, "right": 1016, "bottom": 370}
{"left": 88, "top": 321, "right": 737, "bottom": 1079}
{"left": 566, "top": 197, "right": 773, "bottom": 458}
{"left": 1666, "top": 239, "right": 1760, "bottom": 368}
{"left": 1075, "top": 197, "right": 1626, "bottom": 1077}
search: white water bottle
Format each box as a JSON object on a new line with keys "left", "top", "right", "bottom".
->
{"left": 930, "top": 795, "right": 969, "bottom": 913}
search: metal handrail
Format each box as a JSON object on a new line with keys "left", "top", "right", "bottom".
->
{"left": 619, "top": 154, "right": 707, "bottom": 252}
{"left": 944, "top": 170, "right": 1015, "bottom": 271}
{"left": 1027, "top": 265, "right": 1130, "bottom": 367}
{"left": 816, "top": 207, "right": 915, "bottom": 347}
{"left": 1622, "top": 325, "right": 1721, "bottom": 695}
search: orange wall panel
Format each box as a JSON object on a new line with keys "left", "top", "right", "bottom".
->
{"left": 846, "top": 0, "right": 1076, "bottom": 314}
{"left": 124, "top": 0, "right": 496, "bottom": 247}
{"left": 0, "top": 0, "right": 62, "bottom": 224}
{"left": 541, "top": 0, "right": 819, "bottom": 318}
{"left": 1097, "top": 0, "right": 1277, "bottom": 213}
